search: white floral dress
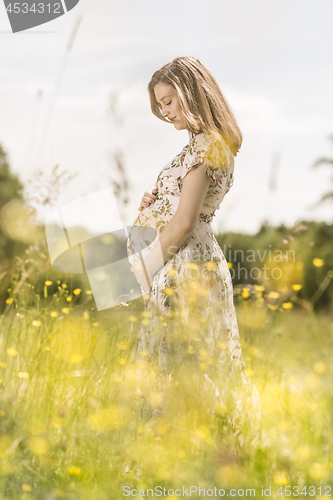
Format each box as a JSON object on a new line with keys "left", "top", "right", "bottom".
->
{"left": 127, "top": 131, "right": 264, "bottom": 442}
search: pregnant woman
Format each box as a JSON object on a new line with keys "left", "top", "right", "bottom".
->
{"left": 127, "top": 57, "right": 264, "bottom": 446}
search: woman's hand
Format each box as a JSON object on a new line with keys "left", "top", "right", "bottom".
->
{"left": 138, "top": 188, "right": 158, "bottom": 211}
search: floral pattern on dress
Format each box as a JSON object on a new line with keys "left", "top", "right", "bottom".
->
{"left": 126, "top": 131, "right": 265, "bottom": 443}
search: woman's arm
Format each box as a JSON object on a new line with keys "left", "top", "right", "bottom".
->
{"left": 142, "top": 163, "right": 211, "bottom": 284}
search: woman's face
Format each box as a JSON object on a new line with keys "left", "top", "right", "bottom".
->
{"left": 154, "top": 82, "right": 189, "bottom": 131}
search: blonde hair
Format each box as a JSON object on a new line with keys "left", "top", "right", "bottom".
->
{"left": 148, "top": 56, "right": 243, "bottom": 156}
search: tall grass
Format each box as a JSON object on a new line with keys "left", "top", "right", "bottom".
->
{"left": 0, "top": 154, "right": 332, "bottom": 499}
{"left": 0, "top": 249, "right": 333, "bottom": 498}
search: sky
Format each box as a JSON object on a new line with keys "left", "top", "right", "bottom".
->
{"left": 1, "top": 0, "right": 333, "bottom": 236}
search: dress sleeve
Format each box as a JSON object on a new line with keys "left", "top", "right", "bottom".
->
{"left": 180, "top": 132, "right": 234, "bottom": 193}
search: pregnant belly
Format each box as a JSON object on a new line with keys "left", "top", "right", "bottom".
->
{"left": 127, "top": 201, "right": 170, "bottom": 263}
{"left": 132, "top": 206, "right": 159, "bottom": 231}
{"left": 132, "top": 198, "right": 176, "bottom": 231}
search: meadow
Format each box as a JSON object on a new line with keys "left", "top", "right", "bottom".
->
{"left": 0, "top": 145, "right": 332, "bottom": 498}
{"left": 0, "top": 240, "right": 332, "bottom": 499}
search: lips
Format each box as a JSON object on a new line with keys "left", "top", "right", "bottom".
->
{"left": 170, "top": 117, "right": 176, "bottom": 122}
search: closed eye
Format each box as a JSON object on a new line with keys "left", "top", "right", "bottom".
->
{"left": 166, "top": 101, "right": 171, "bottom": 105}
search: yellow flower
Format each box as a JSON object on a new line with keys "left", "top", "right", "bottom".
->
{"left": 69, "top": 354, "right": 82, "bottom": 364}
{"left": 314, "top": 362, "right": 326, "bottom": 373}
{"left": 87, "top": 406, "right": 130, "bottom": 431}
{"left": 28, "top": 437, "right": 50, "bottom": 456}
{"left": 195, "top": 425, "right": 210, "bottom": 438}
{"left": 67, "top": 466, "right": 83, "bottom": 476}
{"left": 119, "top": 341, "right": 130, "bottom": 350}
{"left": 267, "top": 304, "right": 278, "bottom": 310}
{"left": 143, "top": 294, "right": 150, "bottom": 300}
{"left": 153, "top": 417, "right": 170, "bottom": 436}
{"left": 83, "top": 311, "right": 89, "bottom": 320}
{"left": 184, "top": 263, "right": 199, "bottom": 270}
{"left": 267, "top": 291, "right": 280, "bottom": 299}
{"left": 73, "top": 288, "right": 81, "bottom": 295}
{"left": 139, "top": 350, "right": 148, "bottom": 356}
{"left": 242, "top": 288, "right": 250, "bottom": 299}
{"left": 22, "top": 484, "right": 32, "bottom": 492}
{"left": 32, "top": 320, "right": 42, "bottom": 327}
{"left": 141, "top": 319, "right": 150, "bottom": 325}
{"left": 167, "top": 268, "right": 177, "bottom": 277}
{"left": 129, "top": 316, "right": 137, "bottom": 322}
{"left": 85, "top": 290, "right": 93, "bottom": 295}
{"left": 218, "top": 342, "right": 227, "bottom": 350}
{"left": 255, "top": 285, "right": 265, "bottom": 292}
{"left": 205, "top": 261, "right": 216, "bottom": 271}
{"left": 282, "top": 302, "right": 293, "bottom": 309}
{"left": 292, "top": 284, "right": 302, "bottom": 291}
{"left": 313, "top": 258, "right": 324, "bottom": 267}
{"left": 227, "top": 262, "right": 233, "bottom": 268}
{"left": 92, "top": 322, "right": 99, "bottom": 327}
{"left": 61, "top": 283, "right": 68, "bottom": 289}
{"left": 50, "top": 311, "right": 58, "bottom": 318}
{"left": 7, "top": 348, "right": 18, "bottom": 356}
{"left": 296, "top": 445, "right": 311, "bottom": 460}
{"left": 62, "top": 308, "right": 69, "bottom": 314}
{"left": 245, "top": 368, "right": 254, "bottom": 377}
{"left": 5, "top": 298, "right": 13, "bottom": 305}
{"left": 45, "top": 280, "right": 52, "bottom": 286}
{"left": 66, "top": 296, "right": 72, "bottom": 302}
{"left": 148, "top": 392, "right": 163, "bottom": 407}
{"left": 101, "top": 234, "right": 114, "bottom": 245}
{"left": 273, "top": 470, "right": 289, "bottom": 485}
{"left": 141, "top": 311, "right": 151, "bottom": 317}
{"left": 308, "top": 462, "right": 329, "bottom": 481}
{"left": 164, "top": 287, "right": 174, "bottom": 295}
{"left": 278, "top": 419, "right": 292, "bottom": 431}
{"left": 199, "top": 349, "right": 207, "bottom": 360}
{"left": 215, "top": 402, "right": 227, "bottom": 415}
{"left": 18, "top": 372, "right": 29, "bottom": 379}
{"left": 119, "top": 358, "right": 126, "bottom": 365}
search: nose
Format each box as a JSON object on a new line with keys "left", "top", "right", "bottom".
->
{"left": 161, "top": 105, "right": 169, "bottom": 119}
